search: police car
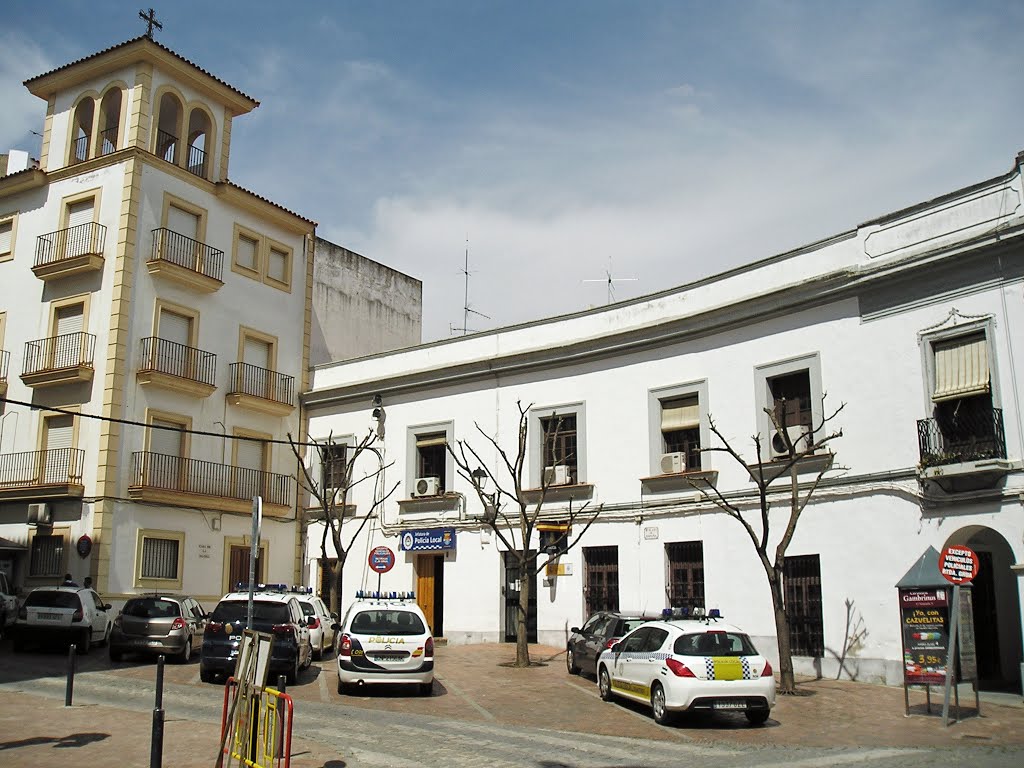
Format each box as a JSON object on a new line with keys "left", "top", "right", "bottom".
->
{"left": 596, "top": 608, "right": 776, "bottom": 726}
{"left": 335, "top": 591, "right": 434, "bottom": 696}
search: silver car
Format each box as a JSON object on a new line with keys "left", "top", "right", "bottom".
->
{"left": 109, "top": 595, "right": 207, "bottom": 663}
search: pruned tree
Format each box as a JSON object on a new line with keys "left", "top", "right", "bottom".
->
{"left": 448, "top": 400, "right": 603, "bottom": 667}
{"left": 689, "top": 395, "right": 845, "bottom": 694}
{"left": 288, "top": 430, "right": 399, "bottom": 618}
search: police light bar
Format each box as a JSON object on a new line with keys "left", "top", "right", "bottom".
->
{"left": 354, "top": 590, "right": 417, "bottom": 601}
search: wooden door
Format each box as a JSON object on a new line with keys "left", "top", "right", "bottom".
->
{"left": 416, "top": 555, "right": 435, "bottom": 634}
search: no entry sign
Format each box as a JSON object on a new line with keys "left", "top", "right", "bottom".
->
{"left": 939, "top": 545, "right": 979, "bottom": 585}
{"left": 368, "top": 545, "right": 396, "bottom": 574}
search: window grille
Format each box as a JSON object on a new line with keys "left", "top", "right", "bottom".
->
{"left": 141, "top": 537, "right": 179, "bottom": 580}
{"left": 30, "top": 535, "right": 63, "bottom": 576}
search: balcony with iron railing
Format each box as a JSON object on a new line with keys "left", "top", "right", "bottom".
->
{"left": 147, "top": 228, "right": 224, "bottom": 292}
{"left": 226, "top": 362, "right": 296, "bottom": 417}
{"left": 0, "top": 448, "right": 86, "bottom": 501}
{"left": 0, "top": 349, "right": 8, "bottom": 397}
{"left": 187, "top": 143, "right": 207, "bottom": 179}
{"left": 32, "top": 221, "right": 107, "bottom": 280}
{"left": 21, "top": 332, "right": 96, "bottom": 387}
{"left": 129, "top": 451, "right": 292, "bottom": 515}
{"left": 99, "top": 126, "right": 118, "bottom": 156}
{"left": 70, "top": 134, "right": 89, "bottom": 165}
{"left": 917, "top": 407, "right": 1011, "bottom": 492}
{"left": 136, "top": 337, "right": 217, "bottom": 397}
{"left": 156, "top": 129, "right": 177, "bottom": 163}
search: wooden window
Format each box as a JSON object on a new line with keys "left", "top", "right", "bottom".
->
{"left": 666, "top": 541, "right": 705, "bottom": 611}
{"left": 784, "top": 554, "right": 824, "bottom": 657}
{"left": 584, "top": 546, "right": 618, "bottom": 615}
{"left": 322, "top": 443, "right": 348, "bottom": 491}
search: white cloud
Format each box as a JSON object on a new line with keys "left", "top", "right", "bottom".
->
{"left": 0, "top": 36, "right": 52, "bottom": 153}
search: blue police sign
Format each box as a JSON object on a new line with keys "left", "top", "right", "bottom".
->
{"left": 400, "top": 527, "right": 456, "bottom": 552}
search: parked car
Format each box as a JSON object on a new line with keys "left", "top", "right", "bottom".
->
{"left": 0, "top": 572, "right": 17, "bottom": 639}
{"left": 597, "top": 614, "right": 776, "bottom": 726}
{"left": 298, "top": 595, "right": 337, "bottom": 659}
{"left": 335, "top": 591, "right": 434, "bottom": 696}
{"left": 109, "top": 594, "right": 207, "bottom": 663}
{"left": 12, "top": 586, "right": 112, "bottom": 654}
{"left": 199, "top": 585, "right": 313, "bottom": 685}
{"left": 566, "top": 610, "right": 658, "bottom": 677}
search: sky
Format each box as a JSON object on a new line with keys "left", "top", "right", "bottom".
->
{"left": 4, "top": 1, "right": 1024, "bottom": 342}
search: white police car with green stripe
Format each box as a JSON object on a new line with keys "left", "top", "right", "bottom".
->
{"left": 596, "top": 608, "right": 775, "bottom": 725}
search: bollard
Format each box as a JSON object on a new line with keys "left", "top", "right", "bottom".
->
{"left": 150, "top": 655, "right": 165, "bottom": 768}
{"left": 276, "top": 675, "right": 287, "bottom": 759}
{"left": 65, "top": 644, "right": 76, "bottom": 706}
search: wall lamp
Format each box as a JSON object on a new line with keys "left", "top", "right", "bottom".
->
{"left": 371, "top": 394, "right": 383, "bottom": 419}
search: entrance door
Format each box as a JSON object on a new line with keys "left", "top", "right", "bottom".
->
{"left": 503, "top": 551, "right": 537, "bottom": 643}
{"left": 228, "top": 545, "right": 264, "bottom": 591}
{"left": 972, "top": 551, "right": 1001, "bottom": 683}
{"left": 415, "top": 554, "right": 444, "bottom": 637}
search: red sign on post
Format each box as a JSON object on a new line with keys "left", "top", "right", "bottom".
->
{"left": 939, "top": 545, "right": 979, "bottom": 585}
{"left": 368, "top": 546, "right": 396, "bottom": 574}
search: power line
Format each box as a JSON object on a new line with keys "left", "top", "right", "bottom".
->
{"left": 0, "top": 396, "right": 327, "bottom": 448}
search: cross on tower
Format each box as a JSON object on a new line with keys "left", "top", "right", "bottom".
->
{"left": 139, "top": 8, "right": 162, "bottom": 39}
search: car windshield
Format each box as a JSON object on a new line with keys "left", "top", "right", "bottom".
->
{"left": 349, "top": 609, "right": 425, "bottom": 635}
{"left": 124, "top": 598, "right": 181, "bottom": 619}
{"left": 211, "top": 600, "right": 290, "bottom": 624}
{"left": 673, "top": 631, "right": 759, "bottom": 657}
{"left": 620, "top": 618, "right": 650, "bottom": 635}
{"left": 26, "top": 591, "right": 80, "bottom": 609}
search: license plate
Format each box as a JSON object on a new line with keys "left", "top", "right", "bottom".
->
{"left": 372, "top": 652, "right": 406, "bottom": 661}
{"left": 39, "top": 612, "right": 62, "bottom": 620}
{"left": 713, "top": 700, "right": 747, "bottom": 710}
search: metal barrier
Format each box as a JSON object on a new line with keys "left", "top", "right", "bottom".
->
{"left": 218, "top": 676, "right": 294, "bottom": 768}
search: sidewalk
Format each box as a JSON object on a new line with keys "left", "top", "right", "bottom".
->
{"left": 0, "top": 643, "right": 1021, "bottom": 767}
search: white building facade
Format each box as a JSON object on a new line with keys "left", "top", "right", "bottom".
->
{"left": 0, "top": 36, "right": 318, "bottom": 607}
{"left": 305, "top": 152, "right": 1024, "bottom": 691}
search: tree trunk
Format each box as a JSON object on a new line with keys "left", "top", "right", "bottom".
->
{"left": 769, "top": 572, "right": 796, "bottom": 694}
{"left": 323, "top": 557, "right": 344, "bottom": 618}
{"left": 515, "top": 564, "right": 531, "bottom": 667}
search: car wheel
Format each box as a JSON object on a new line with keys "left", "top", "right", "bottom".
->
{"left": 76, "top": 629, "right": 90, "bottom": 655}
{"left": 745, "top": 709, "right": 770, "bottom": 726}
{"left": 418, "top": 681, "right": 433, "bottom": 697}
{"left": 109, "top": 647, "right": 123, "bottom": 662}
{"left": 302, "top": 644, "right": 313, "bottom": 670}
{"left": 566, "top": 647, "right": 580, "bottom": 675}
{"left": 337, "top": 678, "right": 348, "bottom": 695}
{"left": 177, "top": 636, "right": 192, "bottom": 664}
{"left": 286, "top": 655, "right": 299, "bottom": 686}
{"left": 598, "top": 666, "right": 613, "bottom": 701}
{"left": 200, "top": 665, "right": 216, "bottom": 684}
{"left": 651, "top": 683, "right": 674, "bottom": 725}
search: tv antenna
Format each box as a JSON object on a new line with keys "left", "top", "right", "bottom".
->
{"left": 583, "top": 257, "right": 638, "bottom": 304}
{"left": 450, "top": 237, "right": 490, "bottom": 336}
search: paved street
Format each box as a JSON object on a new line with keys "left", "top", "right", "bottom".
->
{"left": 0, "top": 640, "right": 1021, "bottom": 767}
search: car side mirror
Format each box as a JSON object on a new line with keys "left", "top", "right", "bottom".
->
{"left": 103, "top": 603, "right": 112, "bottom": 611}
{"left": 330, "top": 612, "right": 339, "bottom": 620}
{"left": 570, "top": 627, "right": 580, "bottom": 634}
{"left": 610, "top": 642, "right": 622, "bottom": 654}
{"left": 331, "top": 621, "right": 341, "bottom": 631}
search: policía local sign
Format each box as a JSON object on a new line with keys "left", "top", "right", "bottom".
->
{"left": 939, "top": 545, "right": 979, "bottom": 585}
{"left": 368, "top": 546, "right": 396, "bottom": 574}
{"left": 400, "top": 527, "right": 456, "bottom": 552}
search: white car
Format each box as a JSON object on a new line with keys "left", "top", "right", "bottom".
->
{"left": 335, "top": 592, "right": 434, "bottom": 696}
{"left": 12, "top": 586, "right": 113, "bottom": 654}
{"left": 298, "top": 595, "right": 337, "bottom": 659}
{"left": 597, "top": 614, "right": 776, "bottom": 726}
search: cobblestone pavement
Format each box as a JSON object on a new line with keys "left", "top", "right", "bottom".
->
{"left": 0, "top": 641, "right": 1021, "bottom": 767}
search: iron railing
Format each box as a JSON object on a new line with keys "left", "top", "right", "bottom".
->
{"left": 228, "top": 362, "right": 294, "bottom": 406}
{"left": 70, "top": 134, "right": 89, "bottom": 164}
{"left": 99, "top": 127, "right": 118, "bottom": 156}
{"left": 917, "top": 408, "right": 1006, "bottom": 468}
{"left": 138, "top": 337, "right": 217, "bottom": 387}
{"left": 187, "top": 144, "right": 207, "bottom": 178}
{"left": 156, "top": 129, "right": 177, "bottom": 163}
{"left": 150, "top": 228, "right": 224, "bottom": 281}
{"left": 131, "top": 451, "right": 292, "bottom": 506}
{"left": 0, "top": 448, "right": 85, "bottom": 488}
{"left": 34, "top": 221, "right": 107, "bottom": 268}
{"left": 23, "top": 332, "right": 96, "bottom": 376}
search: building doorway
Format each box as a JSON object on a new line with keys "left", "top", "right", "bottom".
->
{"left": 503, "top": 550, "right": 536, "bottom": 643}
{"left": 415, "top": 554, "right": 444, "bottom": 637}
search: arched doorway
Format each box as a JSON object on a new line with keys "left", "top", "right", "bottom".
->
{"left": 943, "top": 526, "right": 1022, "bottom": 691}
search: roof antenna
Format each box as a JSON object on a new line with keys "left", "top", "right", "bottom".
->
{"left": 583, "top": 256, "right": 638, "bottom": 304}
{"left": 450, "top": 236, "right": 490, "bottom": 335}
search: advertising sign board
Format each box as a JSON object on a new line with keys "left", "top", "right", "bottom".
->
{"left": 899, "top": 588, "right": 950, "bottom": 685}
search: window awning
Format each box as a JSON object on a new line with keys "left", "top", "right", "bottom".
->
{"left": 0, "top": 536, "right": 26, "bottom": 551}
{"left": 661, "top": 395, "right": 700, "bottom": 431}
{"left": 933, "top": 333, "right": 989, "bottom": 402}
{"left": 416, "top": 433, "right": 447, "bottom": 448}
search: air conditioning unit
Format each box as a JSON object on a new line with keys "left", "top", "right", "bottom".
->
{"left": 27, "top": 502, "right": 51, "bottom": 525}
{"left": 543, "top": 465, "right": 571, "bottom": 486}
{"left": 412, "top": 476, "right": 441, "bottom": 497}
{"left": 660, "top": 452, "right": 687, "bottom": 474}
{"left": 771, "top": 426, "right": 811, "bottom": 459}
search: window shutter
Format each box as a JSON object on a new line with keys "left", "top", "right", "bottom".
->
{"left": 268, "top": 247, "right": 288, "bottom": 282}
{"left": 150, "top": 419, "right": 183, "bottom": 458}
{"left": 243, "top": 337, "right": 271, "bottom": 368}
{"left": 67, "top": 199, "right": 94, "bottom": 229}
{"left": 661, "top": 395, "right": 700, "bottom": 431}
{"left": 0, "top": 220, "right": 11, "bottom": 254}
{"left": 44, "top": 416, "right": 74, "bottom": 450}
{"left": 933, "top": 333, "right": 989, "bottom": 401}
{"left": 237, "top": 234, "right": 258, "bottom": 270}
{"left": 236, "top": 438, "right": 265, "bottom": 471}
{"left": 416, "top": 433, "right": 447, "bottom": 448}
{"left": 167, "top": 205, "right": 199, "bottom": 240}
{"left": 55, "top": 304, "right": 84, "bottom": 336}
{"left": 158, "top": 310, "right": 191, "bottom": 346}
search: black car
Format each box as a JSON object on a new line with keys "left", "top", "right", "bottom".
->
{"left": 109, "top": 595, "right": 207, "bottom": 663}
{"left": 199, "top": 589, "right": 313, "bottom": 685}
{"left": 566, "top": 610, "right": 658, "bottom": 677}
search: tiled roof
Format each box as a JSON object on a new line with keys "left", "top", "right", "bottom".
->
{"left": 24, "top": 35, "right": 259, "bottom": 107}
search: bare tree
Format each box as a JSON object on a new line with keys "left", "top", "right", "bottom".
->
{"left": 288, "top": 430, "right": 399, "bottom": 617}
{"left": 448, "top": 401, "right": 602, "bottom": 667}
{"left": 689, "top": 396, "right": 844, "bottom": 694}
